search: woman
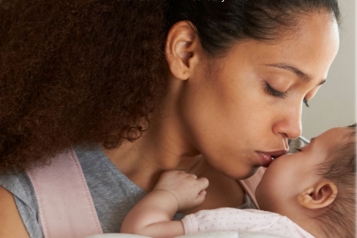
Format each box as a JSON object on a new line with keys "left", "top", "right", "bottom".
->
{"left": 0, "top": 1, "right": 340, "bottom": 237}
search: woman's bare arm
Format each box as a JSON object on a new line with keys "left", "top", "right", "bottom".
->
{"left": 0, "top": 186, "right": 30, "bottom": 238}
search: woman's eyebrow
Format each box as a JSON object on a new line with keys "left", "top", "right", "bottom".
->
{"left": 266, "top": 63, "right": 326, "bottom": 86}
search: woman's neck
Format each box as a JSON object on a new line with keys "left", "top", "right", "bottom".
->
{"left": 100, "top": 138, "right": 203, "bottom": 192}
{"left": 100, "top": 79, "right": 247, "bottom": 208}
{"left": 100, "top": 110, "right": 203, "bottom": 192}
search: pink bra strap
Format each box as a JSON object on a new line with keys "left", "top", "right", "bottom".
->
{"left": 27, "top": 148, "right": 103, "bottom": 238}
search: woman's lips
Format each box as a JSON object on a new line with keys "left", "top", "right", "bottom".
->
{"left": 257, "top": 152, "right": 273, "bottom": 167}
{"left": 256, "top": 150, "right": 287, "bottom": 167}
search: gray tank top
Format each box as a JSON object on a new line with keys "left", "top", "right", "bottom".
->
{"left": 0, "top": 145, "right": 256, "bottom": 238}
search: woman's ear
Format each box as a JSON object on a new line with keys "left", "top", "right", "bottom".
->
{"left": 165, "top": 21, "right": 201, "bottom": 80}
{"left": 297, "top": 181, "right": 338, "bottom": 209}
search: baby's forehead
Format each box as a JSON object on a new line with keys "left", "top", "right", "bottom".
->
{"left": 322, "top": 127, "right": 355, "bottom": 152}
{"left": 314, "top": 127, "right": 354, "bottom": 153}
{"left": 321, "top": 127, "right": 353, "bottom": 141}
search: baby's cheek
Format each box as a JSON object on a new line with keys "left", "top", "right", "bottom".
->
{"left": 256, "top": 170, "right": 278, "bottom": 197}
{"left": 255, "top": 176, "right": 271, "bottom": 202}
{"left": 255, "top": 185, "right": 270, "bottom": 211}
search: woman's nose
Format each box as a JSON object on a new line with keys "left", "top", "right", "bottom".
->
{"left": 273, "top": 107, "right": 302, "bottom": 139}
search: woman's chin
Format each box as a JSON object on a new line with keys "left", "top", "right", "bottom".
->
{"left": 222, "top": 165, "right": 261, "bottom": 180}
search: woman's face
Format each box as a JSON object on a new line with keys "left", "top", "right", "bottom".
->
{"left": 176, "top": 13, "right": 340, "bottom": 179}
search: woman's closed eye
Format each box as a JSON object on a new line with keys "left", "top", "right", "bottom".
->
{"left": 264, "top": 82, "right": 287, "bottom": 99}
{"left": 265, "top": 82, "right": 310, "bottom": 107}
{"left": 295, "top": 148, "right": 302, "bottom": 152}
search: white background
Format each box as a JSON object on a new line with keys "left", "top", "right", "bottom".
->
{"left": 301, "top": 0, "right": 356, "bottom": 139}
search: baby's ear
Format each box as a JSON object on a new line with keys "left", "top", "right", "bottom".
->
{"left": 297, "top": 181, "right": 337, "bottom": 209}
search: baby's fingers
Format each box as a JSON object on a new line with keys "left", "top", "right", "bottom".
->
{"left": 193, "top": 189, "right": 207, "bottom": 206}
{"left": 196, "top": 177, "right": 209, "bottom": 190}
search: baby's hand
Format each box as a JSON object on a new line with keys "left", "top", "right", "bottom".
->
{"left": 154, "top": 170, "right": 209, "bottom": 211}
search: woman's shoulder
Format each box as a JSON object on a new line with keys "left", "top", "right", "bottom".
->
{"left": 74, "top": 145, "right": 148, "bottom": 232}
{"left": 0, "top": 172, "right": 38, "bottom": 215}
{"left": 0, "top": 145, "right": 148, "bottom": 235}
{"left": 0, "top": 172, "right": 43, "bottom": 238}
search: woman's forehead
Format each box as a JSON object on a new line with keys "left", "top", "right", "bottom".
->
{"left": 221, "top": 12, "right": 339, "bottom": 79}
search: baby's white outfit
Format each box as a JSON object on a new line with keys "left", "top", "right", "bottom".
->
{"left": 182, "top": 208, "right": 314, "bottom": 238}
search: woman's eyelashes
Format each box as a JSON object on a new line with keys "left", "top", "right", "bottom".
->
{"left": 295, "top": 148, "right": 302, "bottom": 152}
{"left": 264, "top": 82, "right": 310, "bottom": 108}
{"left": 303, "top": 98, "right": 309, "bottom": 107}
{"left": 264, "top": 82, "right": 287, "bottom": 99}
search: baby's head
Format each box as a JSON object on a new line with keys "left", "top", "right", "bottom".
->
{"left": 256, "top": 124, "right": 356, "bottom": 238}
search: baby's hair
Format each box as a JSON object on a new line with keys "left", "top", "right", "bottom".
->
{"left": 314, "top": 124, "right": 356, "bottom": 238}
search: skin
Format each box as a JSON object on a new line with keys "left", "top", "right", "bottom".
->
{"left": 121, "top": 171, "right": 209, "bottom": 237}
{"left": 0, "top": 11, "right": 339, "bottom": 238}
{"left": 121, "top": 127, "right": 350, "bottom": 238}
{"left": 255, "top": 127, "right": 352, "bottom": 236}
{"left": 0, "top": 187, "right": 30, "bottom": 238}
{"left": 102, "top": 12, "right": 339, "bottom": 213}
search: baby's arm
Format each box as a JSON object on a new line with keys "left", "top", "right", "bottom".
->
{"left": 121, "top": 170, "right": 209, "bottom": 238}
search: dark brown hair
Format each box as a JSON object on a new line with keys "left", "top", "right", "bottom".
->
{"left": 315, "top": 124, "right": 356, "bottom": 238}
{"left": 0, "top": 0, "right": 340, "bottom": 174}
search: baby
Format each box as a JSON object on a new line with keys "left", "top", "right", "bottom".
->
{"left": 121, "top": 125, "right": 356, "bottom": 238}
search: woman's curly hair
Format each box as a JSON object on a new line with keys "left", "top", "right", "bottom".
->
{"left": 0, "top": 0, "right": 340, "bottom": 174}
{"left": 0, "top": 0, "right": 169, "bottom": 173}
